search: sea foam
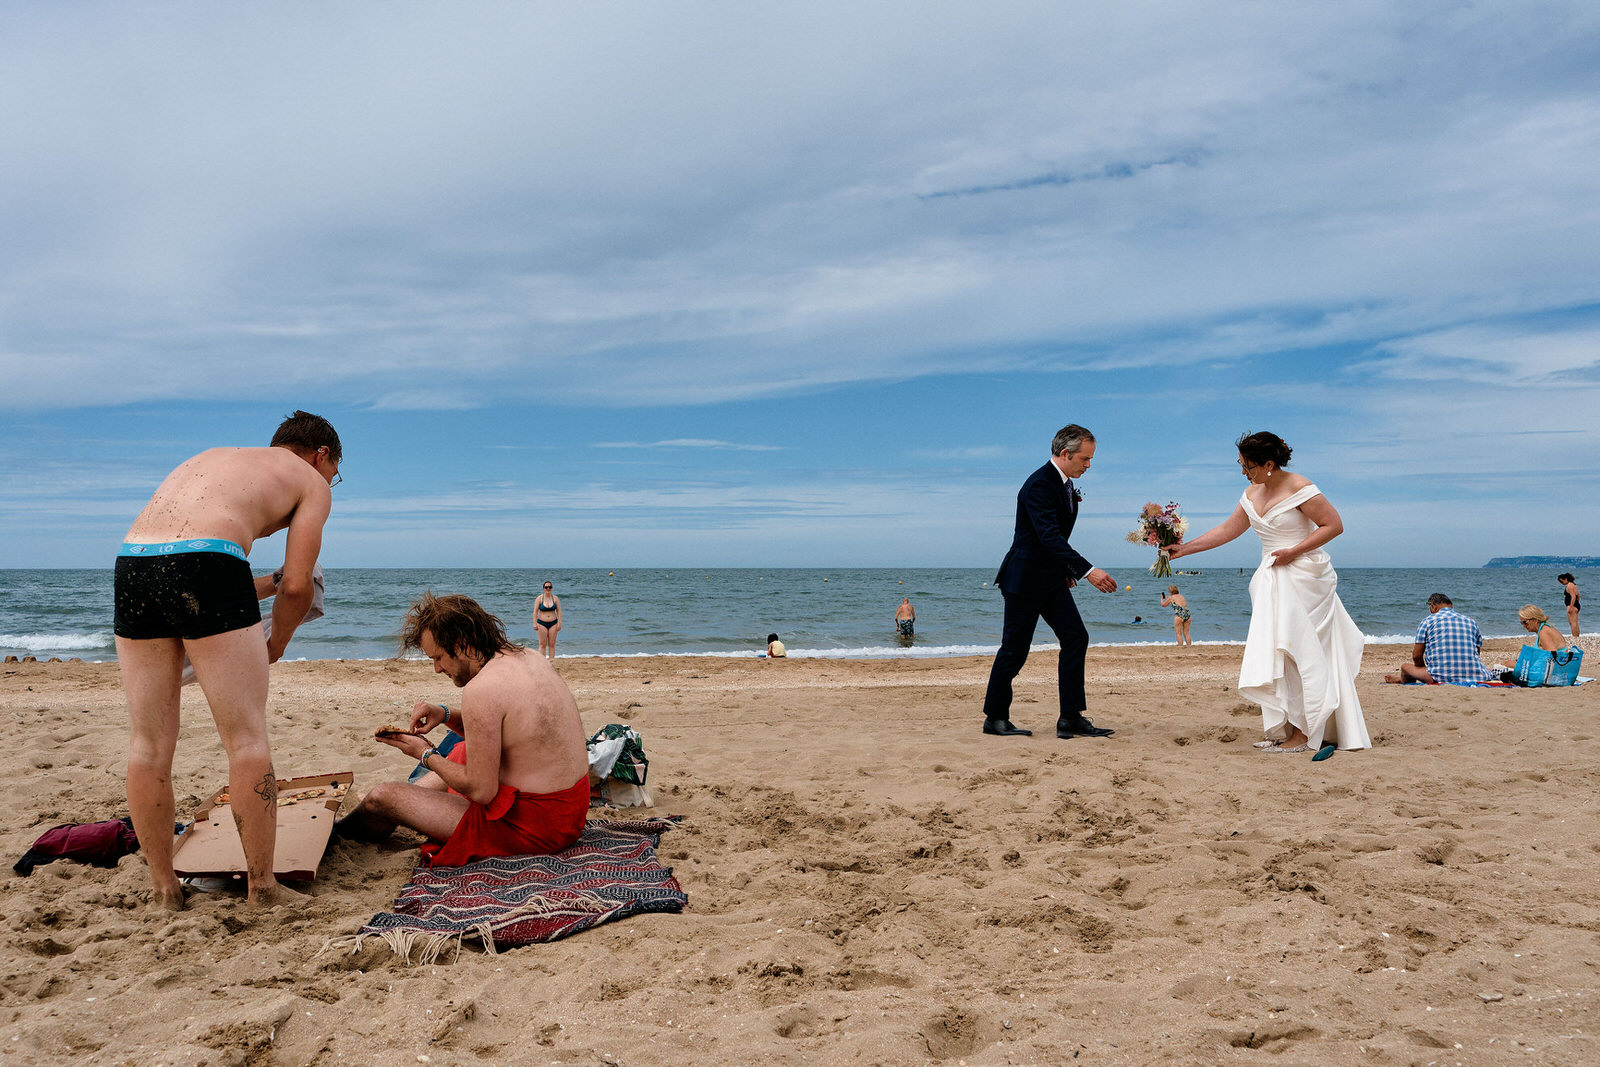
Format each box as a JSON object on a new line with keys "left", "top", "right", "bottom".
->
{"left": 0, "top": 632, "right": 114, "bottom": 653}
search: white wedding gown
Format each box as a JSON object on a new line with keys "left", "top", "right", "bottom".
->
{"left": 1239, "top": 484, "right": 1370, "bottom": 750}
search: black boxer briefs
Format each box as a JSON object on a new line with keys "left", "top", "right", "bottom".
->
{"left": 114, "top": 551, "right": 261, "bottom": 640}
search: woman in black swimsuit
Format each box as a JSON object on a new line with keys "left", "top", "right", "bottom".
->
{"left": 1558, "top": 572, "right": 1581, "bottom": 641}
{"left": 534, "top": 580, "right": 562, "bottom": 660}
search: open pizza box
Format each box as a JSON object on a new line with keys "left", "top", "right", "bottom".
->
{"left": 172, "top": 771, "right": 353, "bottom": 882}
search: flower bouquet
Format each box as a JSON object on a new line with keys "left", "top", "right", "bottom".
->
{"left": 1127, "top": 502, "right": 1187, "bottom": 578}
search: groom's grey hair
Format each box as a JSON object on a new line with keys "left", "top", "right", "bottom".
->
{"left": 1427, "top": 593, "right": 1453, "bottom": 607}
{"left": 1052, "top": 424, "right": 1095, "bottom": 456}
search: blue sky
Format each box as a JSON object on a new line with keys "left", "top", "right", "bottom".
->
{"left": 3, "top": 2, "right": 1599, "bottom": 569}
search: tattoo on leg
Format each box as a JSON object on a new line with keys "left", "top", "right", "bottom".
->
{"left": 254, "top": 771, "right": 278, "bottom": 810}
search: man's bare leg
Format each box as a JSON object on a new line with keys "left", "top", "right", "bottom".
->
{"left": 413, "top": 769, "right": 450, "bottom": 793}
{"left": 116, "top": 636, "right": 187, "bottom": 911}
{"left": 339, "top": 781, "right": 471, "bottom": 843}
{"left": 187, "top": 625, "right": 301, "bottom": 907}
{"left": 1384, "top": 663, "right": 1435, "bottom": 685}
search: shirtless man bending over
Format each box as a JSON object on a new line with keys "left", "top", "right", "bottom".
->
{"left": 115, "top": 410, "right": 341, "bottom": 909}
{"left": 340, "top": 593, "right": 590, "bottom": 865}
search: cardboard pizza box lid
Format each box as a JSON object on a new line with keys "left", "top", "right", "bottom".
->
{"left": 172, "top": 771, "right": 353, "bottom": 881}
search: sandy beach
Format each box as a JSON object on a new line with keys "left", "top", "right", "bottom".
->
{"left": 3, "top": 639, "right": 1598, "bottom": 1065}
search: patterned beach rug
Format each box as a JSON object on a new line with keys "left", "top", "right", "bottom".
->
{"left": 321, "top": 817, "right": 687, "bottom": 964}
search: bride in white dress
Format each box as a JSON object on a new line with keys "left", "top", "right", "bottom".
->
{"left": 1167, "top": 432, "right": 1370, "bottom": 756}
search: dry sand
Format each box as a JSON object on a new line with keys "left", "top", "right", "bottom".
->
{"left": 3, "top": 639, "right": 1598, "bottom": 1065}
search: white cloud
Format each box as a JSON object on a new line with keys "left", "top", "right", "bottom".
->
{"left": 4, "top": 3, "right": 1600, "bottom": 410}
{"left": 593, "top": 439, "right": 781, "bottom": 452}
{"left": 915, "top": 446, "right": 1009, "bottom": 461}
{"left": 1361, "top": 323, "right": 1600, "bottom": 384}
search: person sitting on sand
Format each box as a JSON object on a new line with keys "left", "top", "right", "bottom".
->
{"left": 1487, "top": 604, "right": 1566, "bottom": 673}
{"left": 339, "top": 593, "right": 589, "bottom": 866}
{"left": 767, "top": 633, "right": 787, "bottom": 658}
{"left": 894, "top": 597, "right": 916, "bottom": 640}
{"left": 1384, "top": 593, "right": 1495, "bottom": 685}
{"left": 115, "top": 410, "right": 341, "bottom": 910}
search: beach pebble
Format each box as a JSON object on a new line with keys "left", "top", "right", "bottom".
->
{"left": 1479, "top": 992, "right": 1504, "bottom": 1002}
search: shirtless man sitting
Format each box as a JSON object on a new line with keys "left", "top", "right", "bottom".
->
{"left": 339, "top": 593, "right": 590, "bottom": 866}
{"left": 115, "top": 410, "right": 341, "bottom": 909}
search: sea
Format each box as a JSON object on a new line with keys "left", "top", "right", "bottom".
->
{"left": 0, "top": 566, "right": 1589, "bottom": 663}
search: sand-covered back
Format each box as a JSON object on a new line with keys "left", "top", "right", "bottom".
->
{"left": 3, "top": 639, "right": 1598, "bottom": 1064}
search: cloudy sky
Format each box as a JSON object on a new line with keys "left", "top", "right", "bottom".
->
{"left": 3, "top": 2, "right": 1598, "bottom": 569}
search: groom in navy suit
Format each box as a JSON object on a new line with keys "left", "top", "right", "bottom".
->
{"left": 982, "top": 424, "right": 1119, "bottom": 738}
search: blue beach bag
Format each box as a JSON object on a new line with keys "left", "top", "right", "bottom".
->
{"left": 1547, "top": 646, "right": 1583, "bottom": 687}
{"left": 1513, "top": 645, "right": 1552, "bottom": 686}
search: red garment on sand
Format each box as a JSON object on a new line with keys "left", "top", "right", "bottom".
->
{"left": 420, "top": 773, "right": 589, "bottom": 868}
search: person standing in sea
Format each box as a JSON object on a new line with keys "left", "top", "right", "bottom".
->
{"left": 1167, "top": 431, "right": 1369, "bottom": 758}
{"left": 1161, "top": 585, "right": 1192, "bottom": 646}
{"left": 115, "top": 410, "right": 342, "bottom": 909}
{"left": 1558, "top": 573, "right": 1581, "bottom": 640}
{"left": 894, "top": 597, "right": 916, "bottom": 642}
{"left": 981, "top": 423, "right": 1119, "bottom": 739}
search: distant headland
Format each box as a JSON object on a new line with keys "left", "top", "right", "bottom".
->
{"left": 1483, "top": 556, "right": 1600, "bottom": 569}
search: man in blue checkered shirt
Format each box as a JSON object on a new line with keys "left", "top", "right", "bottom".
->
{"left": 1384, "top": 593, "right": 1494, "bottom": 684}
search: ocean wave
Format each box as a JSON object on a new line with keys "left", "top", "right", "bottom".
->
{"left": 582, "top": 644, "right": 996, "bottom": 659}
{"left": 0, "top": 632, "right": 114, "bottom": 653}
{"left": 590, "top": 640, "right": 1253, "bottom": 658}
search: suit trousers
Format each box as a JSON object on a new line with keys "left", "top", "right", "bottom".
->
{"left": 982, "top": 582, "right": 1089, "bottom": 721}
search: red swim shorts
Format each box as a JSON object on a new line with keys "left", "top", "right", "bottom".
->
{"left": 421, "top": 773, "right": 589, "bottom": 868}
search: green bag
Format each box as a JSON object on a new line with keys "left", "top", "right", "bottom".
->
{"left": 588, "top": 724, "right": 649, "bottom": 785}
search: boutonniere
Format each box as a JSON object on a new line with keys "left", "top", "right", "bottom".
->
{"left": 1070, "top": 485, "right": 1084, "bottom": 504}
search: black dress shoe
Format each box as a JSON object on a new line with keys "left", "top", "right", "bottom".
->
{"left": 1057, "top": 716, "right": 1114, "bottom": 738}
{"left": 982, "top": 719, "right": 1032, "bottom": 736}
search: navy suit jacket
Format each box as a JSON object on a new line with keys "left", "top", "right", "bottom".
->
{"left": 994, "top": 461, "right": 1093, "bottom": 596}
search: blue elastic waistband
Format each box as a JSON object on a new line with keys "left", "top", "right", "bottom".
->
{"left": 119, "top": 538, "right": 247, "bottom": 560}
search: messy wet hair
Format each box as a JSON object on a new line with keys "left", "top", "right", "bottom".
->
{"left": 401, "top": 592, "right": 520, "bottom": 661}
{"left": 270, "top": 410, "right": 342, "bottom": 462}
